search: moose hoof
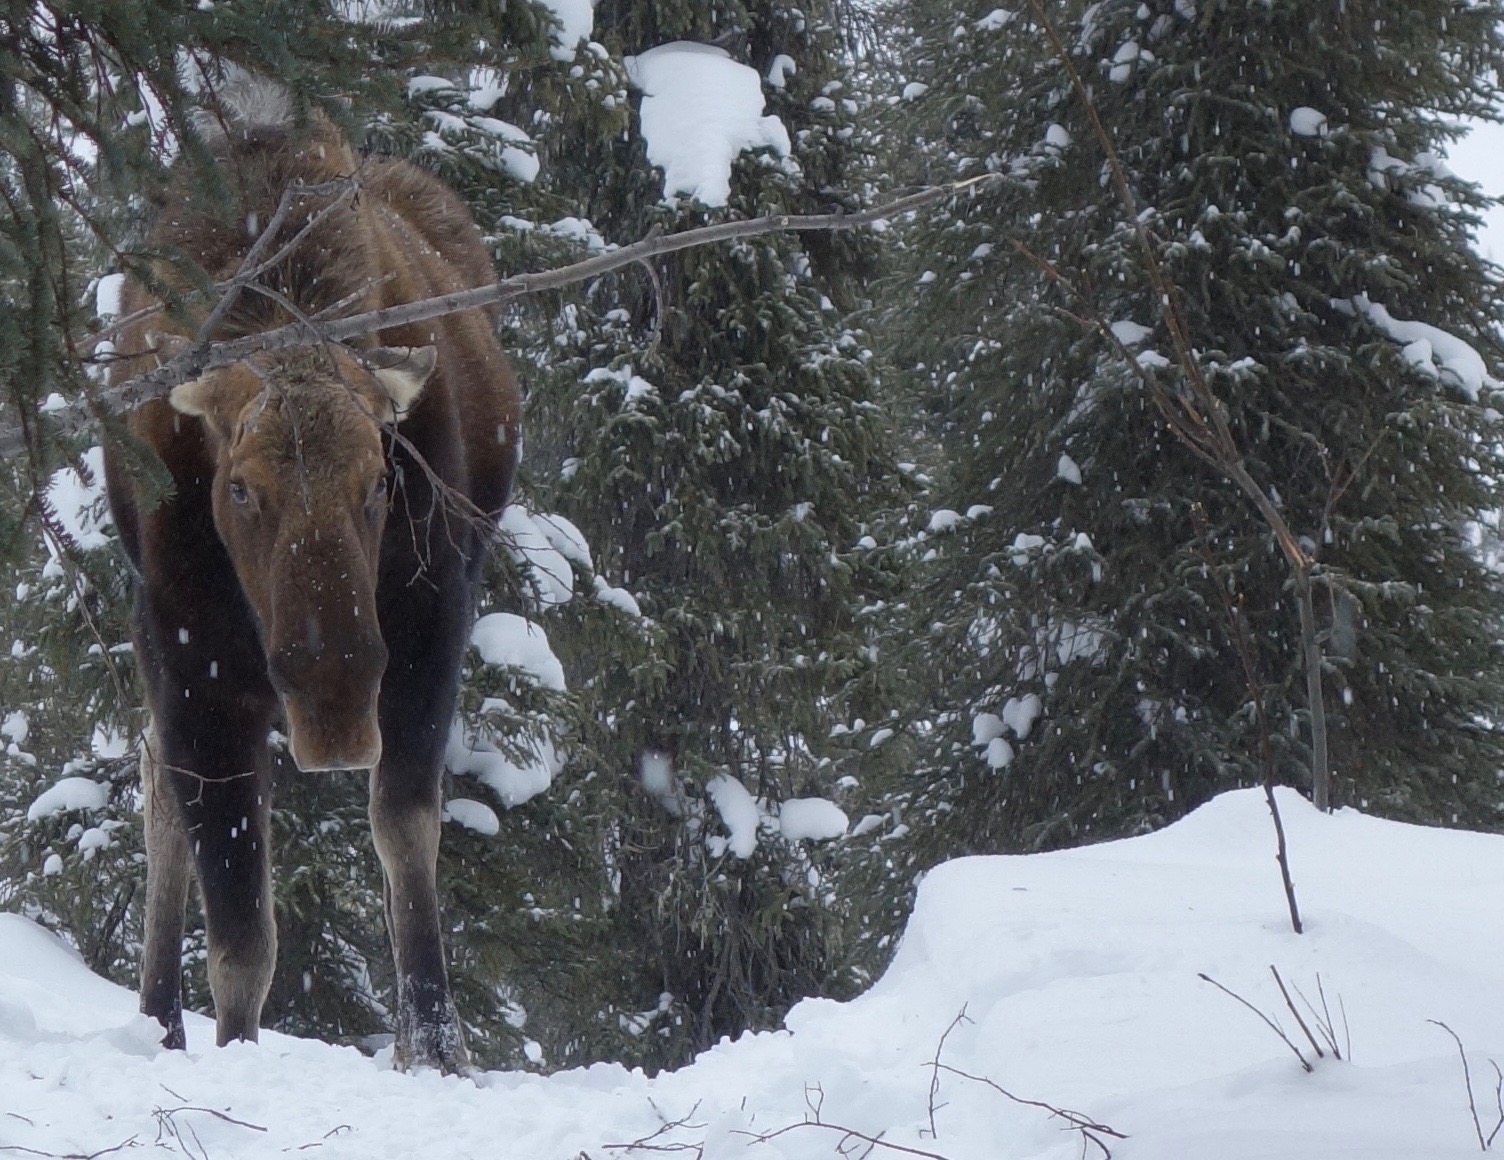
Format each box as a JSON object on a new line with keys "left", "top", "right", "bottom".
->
{"left": 392, "top": 1017, "right": 471, "bottom": 1075}
{"left": 393, "top": 1038, "right": 473, "bottom": 1076}
{"left": 153, "top": 1015, "right": 187, "bottom": 1051}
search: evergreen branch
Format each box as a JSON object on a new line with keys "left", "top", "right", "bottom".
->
{"left": 10, "top": 176, "right": 998, "bottom": 459}
{"left": 1025, "top": 0, "right": 1333, "bottom": 811}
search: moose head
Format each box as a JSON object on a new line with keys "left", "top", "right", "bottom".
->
{"left": 168, "top": 343, "right": 436, "bottom": 771}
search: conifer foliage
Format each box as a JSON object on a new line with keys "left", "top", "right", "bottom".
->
{"left": 0, "top": 0, "right": 906, "bottom": 1074}
{"left": 889, "top": 0, "right": 1504, "bottom": 859}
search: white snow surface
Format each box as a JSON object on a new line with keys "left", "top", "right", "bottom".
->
{"left": 704, "top": 772, "right": 760, "bottom": 858}
{"left": 1002, "top": 692, "right": 1043, "bottom": 739}
{"left": 624, "top": 42, "right": 790, "bottom": 207}
{"left": 1345, "top": 293, "right": 1501, "bottom": 401}
{"left": 445, "top": 721, "right": 559, "bottom": 810}
{"left": 470, "top": 613, "right": 566, "bottom": 691}
{"left": 45, "top": 446, "right": 113, "bottom": 551}
{"left": 1289, "top": 106, "right": 1328, "bottom": 137}
{"left": 94, "top": 273, "right": 124, "bottom": 318}
{"left": 1110, "top": 319, "right": 1152, "bottom": 345}
{"left": 499, "top": 505, "right": 575, "bottom": 607}
{"left": 537, "top": 0, "right": 593, "bottom": 60}
{"left": 778, "top": 797, "right": 848, "bottom": 841}
{"left": 12, "top": 791, "right": 1504, "bottom": 1157}
{"left": 442, "top": 797, "right": 501, "bottom": 836}
{"left": 25, "top": 776, "right": 109, "bottom": 821}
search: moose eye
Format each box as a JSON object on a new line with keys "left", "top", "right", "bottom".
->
{"left": 228, "top": 479, "right": 250, "bottom": 506}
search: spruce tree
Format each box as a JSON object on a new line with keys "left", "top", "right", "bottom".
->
{"left": 483, "top": 0, "right": 913, "bottom": 1067}
{"left": 884, "top": 0, "right": 1504, "bottom": 868}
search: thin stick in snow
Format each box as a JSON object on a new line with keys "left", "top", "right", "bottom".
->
{"left": 924, "top": 1005, "right": 973, "bottom": 1138}
{"left": 1198, "top": 973, "right": 1313, "bottom": 1073}
{"left": 1430, "top": 1020, "right": 1495, "bottom": 1152}
{"left": 1270, "top": 965, "right": 1326, "bottom": 1061}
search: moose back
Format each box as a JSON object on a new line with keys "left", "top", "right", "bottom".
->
{"left": 103, "top": 80, "right": 520, "bottom": 1071}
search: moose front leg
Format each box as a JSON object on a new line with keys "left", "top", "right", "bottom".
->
{"left": 150, "top": 682, "right": 278, "bottom": 1048}
{"left": 369, "top": 762, "right": 468, "bottom": 1072}
{"left": 189, "top": 761, "right": 277, "bottom": 1046}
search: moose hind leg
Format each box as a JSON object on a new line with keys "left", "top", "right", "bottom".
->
{"left": 139, "top": 724, "right": 191, "bottom": 1049}
{"left": 370, "top": 766, "right": 468, "bottom": 1071}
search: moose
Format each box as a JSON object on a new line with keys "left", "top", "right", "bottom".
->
{"left": 103, "top": 76, "right": 520, "bottom": 1071}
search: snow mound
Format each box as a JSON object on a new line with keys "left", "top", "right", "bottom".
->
{"left": 538, "top": 0, "right": 593, "bottom": 61}
{"left": 442, "top": 797, "right": 501, "bottom": 836}
{"left": 1290, "top": 106, "right": 1328, "bottom": 137}
{"left": 9, "top": 790, "right": 1504, "bottom": 1157}
{"left": 779, "top": 797, "right": 848, "bottom": 841}
{"left": 704, "top": 772, "right": 759, "bottom": 858}
{"left": 499, "top": 505, "right": 575, "bottom": 607}
{"left": 26, "top": 777, "right": 109, "bottom": 821}
{"left": 45, "top": 446, "right": 113, "bottom": 551}
{"left": 624, "top": 42, "right": 790, "bottom": 207}
{"left": 471, "top": 613, "right": 565, "bottom": 692}
{"left": 1343, "top": 293, "right": 1500, "bottom": 401}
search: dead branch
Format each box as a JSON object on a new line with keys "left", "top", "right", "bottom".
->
{"left": 602, "top": 1100, "right": 706, "bottom": 1158}
{"left": 1198, "top": 972, "right": 1312, "bottom": 1072}
{"left": 1191, "top": 505, "right": 1304, "bottom": 934}
{"left": 736, "top": 1092, "right": 954, "bottom": 1160}
{"left": 1269, "top": 966, "right": 1325, "bottom": 1060}
{"left": 0, "top": 1141, "right": 134, "bottom": 1160}
{"left": 933, "top": 1065, "right": 1123, "bottom": 1158}
{"left": 11, "top": 175, "right": 998, "bottom": 459}
{"left": 152, "top": 1104, "right": 267, "bottom": 1160}
{"left": 1431, "top": 1020, "right": 1494, "bottom": 1151}
{"left": 193, "top": 176, "right": 360, "bottom": 346}
{"left": 924, "top": 1006, "right": 972, "bottom": 1138}
{"left": 1290, "top": 975, "right": 1344, "bottom": 1061}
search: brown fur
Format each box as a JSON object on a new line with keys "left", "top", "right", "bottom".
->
{"left": 105, "top": 112, "right": 520, "bottom": 1070}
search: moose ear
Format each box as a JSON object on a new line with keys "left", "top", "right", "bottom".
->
{"left": 168, "top": 372, "right": 220, "bottom": 420}
{"left": 367, "top": 346, "right": 437, "bottom": 418}
{"left": 168, "top": 369, "right": 256, "bottom": 443}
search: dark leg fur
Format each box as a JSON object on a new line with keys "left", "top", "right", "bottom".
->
{"left": 135, "top": 568, "right": 278, "bottom": 1049}
{"left": 372, "top": 510, "right": 476, "bottom": 1072}
{"left": 139, "top": 724, "right": 190, "bottom": 1049}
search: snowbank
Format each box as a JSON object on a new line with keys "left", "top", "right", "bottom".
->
{"left": 7, "top": 789, "right": 1504, "bottom": 1157}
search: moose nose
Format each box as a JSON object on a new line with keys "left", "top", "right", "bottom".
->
{"left": 268, "top": 616, "right": 387, "bottom": 695}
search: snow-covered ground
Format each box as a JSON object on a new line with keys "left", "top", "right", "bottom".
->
{"left": 5, "top": 788, "right": 1504, "bottom": 1158}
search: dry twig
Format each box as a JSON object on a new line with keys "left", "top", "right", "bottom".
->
{"left": 1198, "top": 972, "right": 1313, "bottom": 1073}
{"left": 734, "top": 1086, "right": 953, "bottom": 1160}
{"left": 0, "top": 1141, "right": 135, "bottom": 1160}
{"left": 602, "top": 1100, "right": 706, "bottom": 1159}
{"left": 1430, "top": 1020, "right": 1504, "bottom": 1151}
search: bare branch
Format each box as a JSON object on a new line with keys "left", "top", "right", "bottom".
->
{"left": 1431, "top": 1020, "right": 1490, "bottom": 1151}
{"left": 12, "top": 176, "right": 998, "bottom": 459}
{"left": 1198, "top": 973, "right": 1312, "bottom": 1072}
{"left": 0, "top": 1139, "right": 135, "bottom": 1160}
{"left": 735, "top": 1120, "right": 953, "bottom": 1160}
{"left": 933, "top": 1064, "right": 1125, "bottom": 1138}
{"left": 193, "top": 176, "right": 360, "bottom": 344}
{"left": 925, "top": 1007, "right": 972, "bottom": 1138}
{"left": 1270, "top": 966, "right": 1325, "bottom": 1060}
